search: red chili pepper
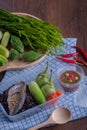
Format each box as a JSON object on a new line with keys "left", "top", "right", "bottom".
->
{"left": 58, "top": 52, "right": 78, "bottom": 58}
{"left": 69, "top": 73, "right": 74, "bottom": 80}
{"left": 75, "top": 57, "right": 87, "bottom": 66}
{"left": 71, "top": 46, "right": 87, "bottom": 60}
{"left": 55, "top": 56, "right": 77, "bottom": 64}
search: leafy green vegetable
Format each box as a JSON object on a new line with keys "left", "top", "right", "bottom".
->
{"left": 0, "top": 9, "right": 65, "bottom": 54}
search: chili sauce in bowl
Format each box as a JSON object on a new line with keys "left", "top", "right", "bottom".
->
{"left": 58, "top": 64, "right": 85, "bottom": 92}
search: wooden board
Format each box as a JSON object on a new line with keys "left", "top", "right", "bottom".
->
{"left": 0, "top": 54, "right": 47, "bottom": 72}
{"left": 0, "top": 13, "right": 47, "bottom": 72}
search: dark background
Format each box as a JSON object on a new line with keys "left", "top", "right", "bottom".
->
{"left": 0, "top": 0, "right": 87, "bottom": 130}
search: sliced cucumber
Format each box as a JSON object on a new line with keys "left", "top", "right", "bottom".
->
{"left": 28, "top": 81, "right": 46, "bottom": 104}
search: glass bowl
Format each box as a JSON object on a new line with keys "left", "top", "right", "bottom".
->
{"left": 58, "top": 64, "right": 85, "bottom": 92}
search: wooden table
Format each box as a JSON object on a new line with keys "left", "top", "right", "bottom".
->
{"left": 0, "top": 0, "right": 87, "bottom": 130}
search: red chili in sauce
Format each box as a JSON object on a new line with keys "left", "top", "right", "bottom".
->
{"left": 59, "top": 70, "right": 81, "bottom": 92}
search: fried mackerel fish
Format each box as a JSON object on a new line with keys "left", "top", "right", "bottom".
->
{"left": 7, "top": 81, "right": 26, "bottom": 116}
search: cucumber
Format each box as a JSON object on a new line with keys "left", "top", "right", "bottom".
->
{"left": 0, "top": 45, "right": 9, "bottom": 58}
{"left": 28, "top": 81, "right": 46, "bottom": 104}
{"left": 1, "top": 31, "right": 10, "bottom": 47}
{"left": 0, "top": 55, "right": 8, "bottom": 66}
{"left": 0, "top": 31, "right": 3, "bottom": 40}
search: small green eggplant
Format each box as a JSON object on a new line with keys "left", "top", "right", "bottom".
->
{"left": 41, "top": 70, "right": 56, "bottom": 98}
{"left": 36, "top": 62, "right": 49, "bottom": 87}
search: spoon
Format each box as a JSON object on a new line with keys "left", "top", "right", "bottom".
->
{"left": 28, "top": 107, "right": 71, "bottom": 130}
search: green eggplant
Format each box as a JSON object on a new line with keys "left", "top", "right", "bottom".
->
{"left": 41, "top": 70, "right": 56, "bottom": 98}
{"left": 36, "top": 62, "right": 49, "bottom": 87}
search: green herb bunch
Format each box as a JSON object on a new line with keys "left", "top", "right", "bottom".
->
{"left": 0, "top": 9, "right": 64, "bottom": 53}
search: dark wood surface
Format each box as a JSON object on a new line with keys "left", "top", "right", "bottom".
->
{"left": 0, "top": 0, "right": 87, "bottom": 130}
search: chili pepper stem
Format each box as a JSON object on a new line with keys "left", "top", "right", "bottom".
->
{"left": 75, "top": 57, "right": 87, "bottom": 66}
{"left": 76, "top": 62, "right": 84, "bottom": 66}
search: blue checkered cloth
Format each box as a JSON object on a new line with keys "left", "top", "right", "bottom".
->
{"left": 0, "top": 38, "right": 87, "bottom": 130}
